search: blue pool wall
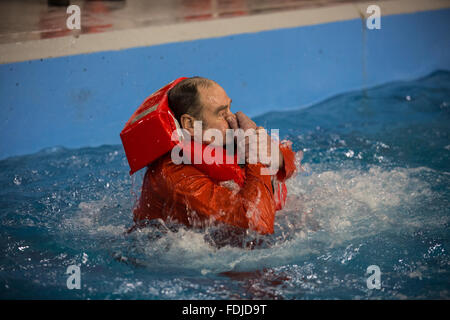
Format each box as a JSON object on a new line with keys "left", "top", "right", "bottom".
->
{"left": 0, "top": 8, "right": 449, "bottom": 160}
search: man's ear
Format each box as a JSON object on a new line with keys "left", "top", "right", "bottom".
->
{"left": 180, "top": 114, "right": 195, "bottom": 137}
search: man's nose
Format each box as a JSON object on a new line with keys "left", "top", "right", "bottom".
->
{"left": 224, "top": 108, "right": 233, "bottom": 117}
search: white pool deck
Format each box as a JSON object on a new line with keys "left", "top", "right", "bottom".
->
{"left": 0, "top": 0, "right": 449, "bottom": 64}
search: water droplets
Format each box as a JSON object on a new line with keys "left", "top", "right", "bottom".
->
{"left": 13, "top": 175, "right": 21, "bottom": 185}
{"left": 339, "top": 243, "right": 362, "bottom": 264}
{"left": 345, "top": 150, "right": 354, "bottom": 158}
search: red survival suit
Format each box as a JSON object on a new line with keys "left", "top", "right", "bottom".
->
{"left": 133, "top": 142, "right": 297, "bottom": 235}
{"left": 121, "top": 78, "right": 297, "bottom": 235}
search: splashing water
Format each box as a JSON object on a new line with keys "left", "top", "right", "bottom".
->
{"left": 0, "top": 71, "right": 449, "bottom": 299}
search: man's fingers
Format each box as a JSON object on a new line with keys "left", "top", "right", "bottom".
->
{"left": 235, "top": 111, "right": 257, "bottom": 131}
{"left": 226, "top": 115, "right": 239, "bottom": 130}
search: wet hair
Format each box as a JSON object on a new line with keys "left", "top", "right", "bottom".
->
{"left": 167, "top": 76, "right": 215, "bottom": 125}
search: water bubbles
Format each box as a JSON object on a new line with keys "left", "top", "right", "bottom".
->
{"left": 376, "top": 141, "right": 390, "bottom": 149}
{"left": 13, "top": 175, "right": 21, "bottom": 185}
{"left": 294, "top": 150, "right": 304, "bottom": 172}
{"left": 113, "top": 281, "right": 144, "bottom": 295}
{"left": 58, "top": 253, "right": 67, "bottom": 260}
{"left": 339, "top": 244, "right": 362, "bottom": 264}
{"left": 345, "top": 150, "right": 354, "bottom": 158}
{"left": 107, "top": 150, "right": 120, "bottom": 162}
{"left": 317, "top": 253, "right": 332, "bottom": 261}
{"left": 298, "top": 162, "right": 313, "bottom": 177}
{"left": 424, "top": 243, "right": 445, "bottom": 259}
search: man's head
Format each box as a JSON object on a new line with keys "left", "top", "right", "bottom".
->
{"left": 168, "top": 76, "right": 235, "bottom": 146}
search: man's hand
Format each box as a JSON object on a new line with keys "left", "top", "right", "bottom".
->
{"left": 226, "top": 111, "right": 284, "bottom": 170}
{"left": 256, "top": 126, "right": 284, "bottom": 170}
{"left": 225, "top": 114, "right": 239, "bottom": 130}
{"left": 235, "top": 111, "right": 257, "bottom": 131}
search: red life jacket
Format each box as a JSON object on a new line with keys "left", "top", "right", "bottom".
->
{"left": 175, "top": 139, "right": 246, "bottom": 187}
{"left": 120, "top": 77, "right": 188, "bottom": 175}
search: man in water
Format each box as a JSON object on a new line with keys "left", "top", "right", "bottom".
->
{"left": 132, "top": 77, "right": 297, "bottom": 235}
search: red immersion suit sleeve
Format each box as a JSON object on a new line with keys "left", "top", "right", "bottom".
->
{"left": 268, "top": 142, "right": 297, "bottom": 210}
{"left": 276, "top": 142, "right": 297, "bottom": 183}
{"left": 167, "top": 162, "right": 277, "bottom": 234}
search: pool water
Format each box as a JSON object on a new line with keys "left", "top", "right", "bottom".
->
{"left": 0, "top": 71, "right": 449, "bottom": 299}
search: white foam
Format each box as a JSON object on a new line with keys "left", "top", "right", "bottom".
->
{"left": 286, "top": 165, "right": 435, "bottom": 236}
{"left": 62, "top": 164, "right": 439, "bottom": 274}
{"left": 61, "top": 197, "right": 127, "bottom": 236}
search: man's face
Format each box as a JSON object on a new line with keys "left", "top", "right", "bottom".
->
{"left": 197, "top": 83, "right": 234, "bottom": 146}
